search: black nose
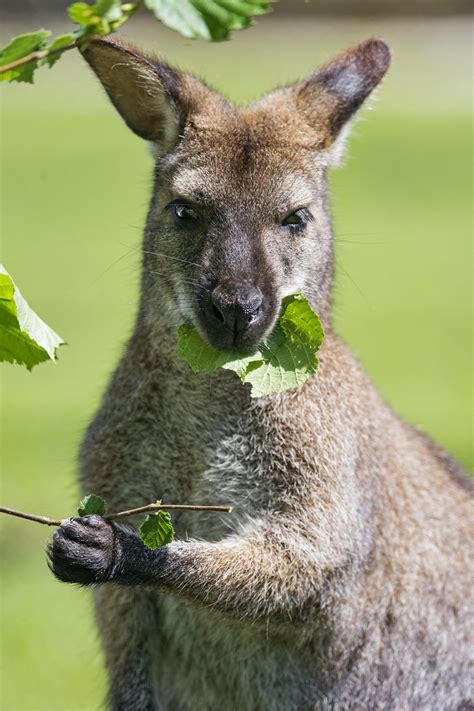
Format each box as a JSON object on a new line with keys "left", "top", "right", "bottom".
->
{"left": 211, "top": 283, "right": 263, "bottom": 334}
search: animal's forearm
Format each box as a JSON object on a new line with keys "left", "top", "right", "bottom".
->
{"left": 114, "top": 526, "right": 328, "bottom": 623}
{"left": 50, "top": 513, "right": 358, "bottom": 624}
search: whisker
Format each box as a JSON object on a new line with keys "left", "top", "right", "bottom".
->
{"left": 336, "top": 263, "right": 372, "bottom": 307}
{"left": 146, "top": 269, "right": 211, "bottom": 295}
{"left": 334, "top": 231, "right": 389, "bottom": 246}
{"left": 143, "top": 249, "right": 202, "bottom": 269}
{"left": 90, "top": 243, "right": 142, "bottom": 284}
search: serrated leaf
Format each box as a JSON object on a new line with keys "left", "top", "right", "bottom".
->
{"left": 145, "top": 0, "right": 271, "bottom": 41}
{"left": 281, "top": 299, "right": 323, "bottom": 345}
{"left": 0, "top": 61, "right": 37, "bottom": 84}
{"left": 177, "top": 293, "right": 325, "bottom": 398}
{"left": 140, "top": 511, "right": 175, "bottom": 549}
{"left": 0, "top": 267, "right": 65, "bottom": 370}
{"left": 243, "top": 324, "right": 319, "bottom": 398}
{"left": 78, "top": 494, "right": 107, "bottom": 516}
{"left": 0, "top": 30, "right": 51, "bottom": 83}
{"left": 0, "top": 30, "right": 51, "bottom": 65}
{"left": 43, "top": 33, "right": 76, "bottom": 68}
{"left": 177, "top": 322, "right": 259, "bottom": 375}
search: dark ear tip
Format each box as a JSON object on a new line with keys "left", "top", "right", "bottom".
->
{"left": 359, "top": 38, "right": 392, "bottom": 75}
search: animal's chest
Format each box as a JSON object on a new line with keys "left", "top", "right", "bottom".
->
{"left": 140, "top": 388, "right": 298, "bottom": 540}
{"left": 168, "top": 423, "right": 271, "bottom": 540}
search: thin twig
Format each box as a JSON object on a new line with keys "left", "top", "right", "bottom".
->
{"left": 0, "top": 502, "right": 232, "bottom": 527}
{"left": 0, "top": 0, "right": 145, "bottom": 76}
{"left": 0, "top": 506, "right": 62, "bottom": 526}
{"left": 0, "top": 42, "right": 78, "bottom": 75}
{"left": 107, "top": 503, "right": 232, "bottom": 520}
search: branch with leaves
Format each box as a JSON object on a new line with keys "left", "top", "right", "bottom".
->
{"left": 0, "top": 2, "right": 273, "bottom": 369}
{"left": 1, "top": 495, "right": 233, "bottom": 549}
{"left": 0, "top": 0, "right": 272, "bottom": 84}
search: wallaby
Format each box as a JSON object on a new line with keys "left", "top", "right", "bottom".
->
{"left": 49, "top": 36, "right": 473, "bottom": 711}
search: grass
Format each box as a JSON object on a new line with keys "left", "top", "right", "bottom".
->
{"left": 1, "top": 15, "right": 472, "bottom": 710}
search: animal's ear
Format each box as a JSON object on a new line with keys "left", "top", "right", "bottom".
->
{"left": 81, "top": 37, "right": 214, "bottom": 153}
{"left": 295, "top": 38, "right": 391, "bottom": 153}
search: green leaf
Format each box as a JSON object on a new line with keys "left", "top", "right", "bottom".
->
{"left": 145, "top": 0, "right": 212, "bottom": 39}
{"left": 68, "top": 0, "right": 129, "bottom": 33}
{"left": 43, "top": 33, "right": 76, "bottom": 68}
{"left": 95, "top": 0, "right": 117, "bottom": 15}
{"left": 140, "top": 511, "right": 175, "bottom": 549}
{"left": 78, "top": 494, "right": 107, "bottom": 516}
{"left": 144, "top": 0, "right": 271, "bottom": 41}
{"left": 0, "top": 266, "right": 65, "bottom": 370}
{"left": 0, "top": 30, "right": 51, "bottom": 83}
{"left": 177, "top": 322, "right": 260, "bottom": 375}
{"left": 109, "top": 3, "right": 139, "bottom": 31}
{"left": 177, "top": 293, "right": 325, "bottom": 398}
{"left": 68, "top": 2, "right": 98, "bottom": 25}
{"left": 0, "top": 30, "right": 51, "bottom": 65}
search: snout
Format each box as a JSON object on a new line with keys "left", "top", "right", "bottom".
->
{"left": 199, "top": 281, "right": 274, "bottom": 350}
{"left": 211, "top": 284, "right": 263, "bottom": 335}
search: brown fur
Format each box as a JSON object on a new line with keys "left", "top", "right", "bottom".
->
{"left": 50, "top": 37, "right": 473, "bottom": 710}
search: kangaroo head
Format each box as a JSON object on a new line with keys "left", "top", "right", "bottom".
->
{"left": 84, "top": 37, "right": 390, "bottom": 351}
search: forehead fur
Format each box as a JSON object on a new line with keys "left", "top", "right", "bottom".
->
{"left": 165, "top": 103, "right": 325, "bottom": 211}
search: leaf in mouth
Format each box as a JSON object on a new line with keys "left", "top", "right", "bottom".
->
{"left": 177, "top": 293, "right": 325, "bottom": 398}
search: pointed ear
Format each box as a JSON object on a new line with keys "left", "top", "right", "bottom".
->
{"left": 81, "top": 37, "right": 214, "bottom": 153}
{"left": 295, "top": 38, "right": 391, "bottom": 151}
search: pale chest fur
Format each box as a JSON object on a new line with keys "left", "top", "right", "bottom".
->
{"left": 138, "top": 389, "right": 297, "bottom": 541}
{"left": 82, "top": 332, "right": 369, "bottom": 540}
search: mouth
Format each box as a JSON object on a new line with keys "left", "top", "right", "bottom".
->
{"left": 194, "top": 295, "right": 279, "bottom": 352}
{"left": 210, "top": 330, "right": 266, "bottom": 352}
{"left": 197, "top": 320, "right": 268, "bottom": 352}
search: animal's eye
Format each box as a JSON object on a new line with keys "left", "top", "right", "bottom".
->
{"left": 172, "top": 204, "right": 200, "bottom": 223}
{"left": 281, "top": 209, "right": 308, "bottom": 228}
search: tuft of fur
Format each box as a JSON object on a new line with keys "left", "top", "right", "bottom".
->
{"left": 49, "top": 37, "right": 474, "bottom": 711}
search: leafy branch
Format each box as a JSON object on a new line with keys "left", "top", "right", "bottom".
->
{"left": 0, "top": 38, "right": 79, "bottom": 77}
{"left": 1, "top": 495, "right": 233, "bottom": 549}
{"left": 0, "top": 501, "right": 232, "bottom": 527}
{"left": 0, "top": 0, "right": 272, "bottom": 84}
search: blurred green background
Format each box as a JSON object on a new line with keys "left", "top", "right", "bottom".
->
{"left": 1, "top": 6, "right": 472, "bottom": 710}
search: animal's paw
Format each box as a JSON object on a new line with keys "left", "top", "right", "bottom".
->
{"left": 48, "top": 515, "right": 121, "bottom": 585}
